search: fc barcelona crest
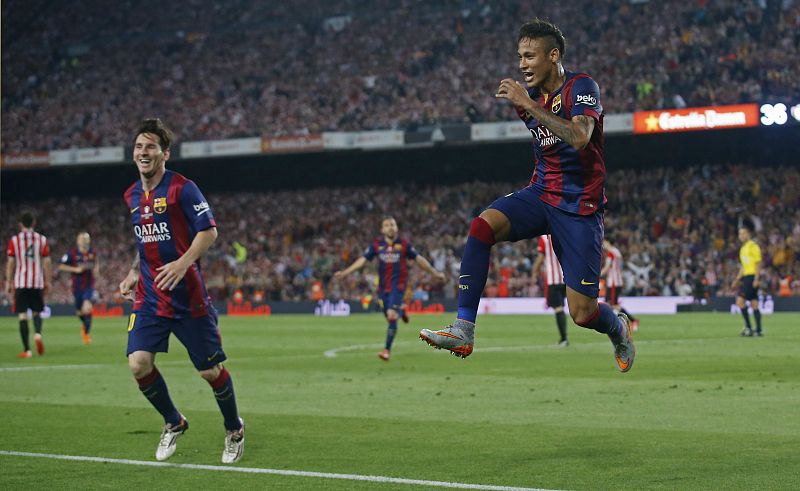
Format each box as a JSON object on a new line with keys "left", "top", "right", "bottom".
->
{"left": 551, "top": 94, "right": 562, "bottom": 114}
{"left": 153, "top": 197, "right": 167, "bottom": 214}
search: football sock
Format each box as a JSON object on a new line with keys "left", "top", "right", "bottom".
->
{"left": 33, "top": 315, "right": 42, "bottom": 334}
{"left": 620, "top": 308, "right": 636, "bottom": 322}
{"left": 19, "top": 319, "right": 30, "bottom": 351}
{"left": 741, "top": 306, "right": 752, "bottom": 329}
{"left": 456, "top": 217, "right": 496, "bottom": 323}
{"left": 753, "top": 309, "right": 762, "bottom": 332}
{"left": 136, "top": 368, "right": 182, "bottom": 426}
{"left": 555, "top": 311, "right": 567, "bottom": 341}
{"left": 385, "top": 320, "right": 398, "bottom": 350}
{"left": 209, "top": 367, "right": 242, "bottom": 431}
{"left": 81, "top": 314, "right": 92, "bottom": 334}
{"left": 575, "top": 302, "right": 622, "bottom": 338}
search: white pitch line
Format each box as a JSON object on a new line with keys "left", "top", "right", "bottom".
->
{"left": 324, "top": 343, "right": 386, "bottom": 358}
{"left": 0, "top": 364, "right": 106, "bottom": 372}
{"left": 0, "top": 450, "right": 558, "bottom": 491}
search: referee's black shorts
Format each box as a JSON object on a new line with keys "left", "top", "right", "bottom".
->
{"left": 739, "top": 275, "right": 758, "bottom": 301}
{"left": 15, "top": 288, "right": 44, "bottom": 313}
{"left": 546, "top": 283, "right": 567, "bottom": 309}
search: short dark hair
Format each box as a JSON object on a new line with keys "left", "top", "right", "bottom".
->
{"left": 518, "top": 18, "right": 566, "bottom": 60}
{"left": 741, "top": 219, "right": 755, "bottom": 233}
{"left": 134, "top": 118, "right": 174, "bottom": 150}
{"left": 19, "top": 211, "right": 35, "bottom": 228}
{"left": 381, "top": 216, "right": 397, "bottom": 225}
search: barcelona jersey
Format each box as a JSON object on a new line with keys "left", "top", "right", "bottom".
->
{"left": 124, "top": 170, "right": 216, "bottom": 318}
{"left": 517, "top": 71, "right": 606, "bottom": 215}
{"left": 61, "top": 247, "right": 96, "bottom": 292}
{"left": 363, "top": 237, "right": 418, "bottom": 293}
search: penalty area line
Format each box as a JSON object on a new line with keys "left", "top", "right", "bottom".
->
{"left": 0, "top": 450, "right": 558, "bottom": 491}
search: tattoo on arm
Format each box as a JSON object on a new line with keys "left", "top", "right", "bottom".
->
{"left": 528, "top": 106, "right": 595, "bottom": 149}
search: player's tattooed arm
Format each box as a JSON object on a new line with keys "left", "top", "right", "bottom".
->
{"left": 495, "top": 79, "right": 595, "bottom": 149}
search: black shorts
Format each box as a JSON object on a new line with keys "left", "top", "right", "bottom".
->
{"left": 15, "top": 288, "right": 44, "bottom": 313}
{"left": 607, "top": 285, "right": 620, "bottom": 306}
{"left": 546, "top": 283, "right": 566, "bottom": 309}
{"left": 739, "top": 275, "right": 758, "bottom": 301}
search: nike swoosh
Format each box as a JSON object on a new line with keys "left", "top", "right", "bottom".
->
{"left": 130, "top": 207, "right": 139, "bottom": 214}
{"left": 580, "top": 279, "right": 596, "bottom": 285}
{"left": 459, "top": 275, "right": 471, "bottom": 279}
{"left": 196, "top": 208, "right": 210, "bottom": 216}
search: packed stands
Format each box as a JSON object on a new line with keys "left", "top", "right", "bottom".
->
{"left": 2, "top": 164, "right": 798, "bottom": 306}
{"left": 3, "top": 0, "right": 798, "bottom": 152}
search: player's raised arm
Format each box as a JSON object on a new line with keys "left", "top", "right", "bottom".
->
{"left": 495, "top": 79, "right": 595, "bottom": 149}
{"left": 414, "top": 255, "right": 446, "bottom": 282}
{"left": 334, "top": 256, "right": 367, "bottom": 280}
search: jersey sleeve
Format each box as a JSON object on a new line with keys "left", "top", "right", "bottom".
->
{"left": 752, "top": 244, "right": 762, "bottom": 264}
{"left": 61, "top": 251, "right": 72, "bottom": 265}
{"left": 179, "top": 180, "right": 216, "bottom": 233}
{"left": 7, "top": 239, "right": 15, "bottom": 257}
{"left": 537, "top": 237, "right": 545, "bottom": 253}
{"left": 363, "top": 244, "right": 376, "bottom": 261}
{"left": 570, "top": 77, "right": 603, "bottom": 121}
{"left": 41, "top": 238, "right": 50, "bottom": 257}
{"left": 406, "top": 242, "right": 418, "bottom": 260}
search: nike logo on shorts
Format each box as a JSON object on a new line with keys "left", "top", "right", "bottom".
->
{"left": 581, "top": 279, "right": 596, "bottom": 285}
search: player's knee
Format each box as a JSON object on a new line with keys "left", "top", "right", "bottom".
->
{"left": 471, "top": 214, "right": 500, "bottom": 244}
{"left": 17, "top": 313, "right": 27, "bottom": 320}
{"left": 128, "top": 358, "right": 153, "bottom": 379}
{"left": 199, "top": 364, "right": 222, "bottom": 382}
{"left": 386, "top": 309, "right": 398, "bottom": 321}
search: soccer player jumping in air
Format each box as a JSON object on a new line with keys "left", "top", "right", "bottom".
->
{"left": 420, "top": 19, "right": 635, "bottom": 372}
{"left": 119, "top": 119, "right": 245, "bottom": 463}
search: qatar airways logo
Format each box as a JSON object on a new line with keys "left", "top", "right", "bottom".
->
{"left": 530, "top": 125, "right": 562, "bottom": 147}
{"left": 134, "top": 222, "right": 172, "bottom": 243}
{"left": 379, "top": 251, "right": 401, "bottom": 263}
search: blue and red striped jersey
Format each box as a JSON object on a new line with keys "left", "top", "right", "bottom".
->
{"left": 124, "top": 170, "right": 216, "bottom": 318}
{"left": 61, "top": 247, "right": 96, "bottom": 291}
{"left": 517, "top": 71, "right": 606, "bottom": 216}
{"left": 363, "top": 237, "right": 418, "bottom": 293}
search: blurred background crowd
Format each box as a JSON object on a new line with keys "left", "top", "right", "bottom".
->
{"left": 3, "top": 163, "right": 799, "bottom": 305}
{"left": 3, "top": 0, "right": 799, "bottom": 152}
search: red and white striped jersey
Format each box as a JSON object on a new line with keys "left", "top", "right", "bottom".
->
{"left": 537, "top": 235, "right": 564, "bottom": 285}
{"left": 7, "top": 231, "right": 50, "bottom": 289}
{"left": 605, "top": 246, "right": 623, "bottom": 288}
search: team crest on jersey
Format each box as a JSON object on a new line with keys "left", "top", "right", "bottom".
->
{"left": 551, "top": 94, "right": 562, "bottom": 114}
{"left": 153, "top": 197, "right": 167, "bottom": 214}
{"left": 394, "top": 244, "right": 402, "bottom": 251}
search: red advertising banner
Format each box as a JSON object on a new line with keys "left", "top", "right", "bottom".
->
{"left": 633, "top": 104, "right": 759, "bottom": 134}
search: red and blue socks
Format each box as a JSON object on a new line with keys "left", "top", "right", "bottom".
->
{"left": 209, "top": 367, "right": 242, "bottom": 431}
{"left": 80, "top": 314, "right": 92, "bottom": 334}
{"left": 576, "top": 303, "right": 623, "bottom": 339}
{"left": 456, "top": 217, "right": 496, "bottom": 323}
{"left": 136, "top": 367, "right": 182, "bottom": 426}
{"left": 385, "top": 320, "right": 398, "bottom": 350}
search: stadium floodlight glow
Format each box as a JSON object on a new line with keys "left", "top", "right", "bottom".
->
{"left": 791, "top": 104, "right": 800, "bottom": 123}
{"left": 760, "top": 103, "right": 788, "bottom": 126}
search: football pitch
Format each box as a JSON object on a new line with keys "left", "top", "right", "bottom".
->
{"left": 1, "top": 312, "right": 798, "bottom": 490}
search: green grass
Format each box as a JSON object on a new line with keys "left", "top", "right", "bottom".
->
{"left": 1, "top": 312, "right": 799, "bottom": 490}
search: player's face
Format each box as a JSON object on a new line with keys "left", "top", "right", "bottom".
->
{"left": 77, "top": 233, "right": 90, "bottom": 250}
{"left": 381, "top": 219, "right": 398, "bottom": 240}
{"left": 133, "top": 133, "right": 169, "bottom": 179}
{"left": 738, "top": 228, "right": 750, "bottom": 242}
{"left": 518, "top": 37, "right": 557, "bottom": 88}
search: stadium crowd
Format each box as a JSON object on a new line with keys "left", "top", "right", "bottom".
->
{"left": 2, "top": 164, "right": 799, "bottom": 306}
{"left": 3, "top": 0, "right": 799, "bottom": 153}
